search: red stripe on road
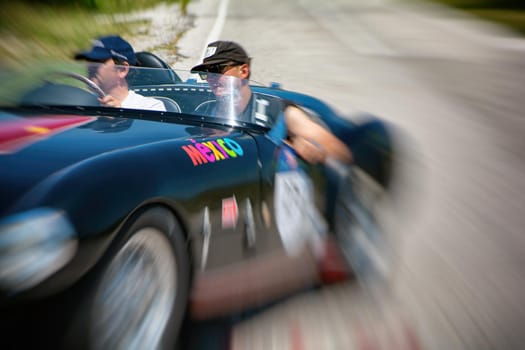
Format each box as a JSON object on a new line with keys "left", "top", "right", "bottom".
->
{"left": 290, "top": 321, "right": 304, "bottom": 350}
{"left": 403, "top": 323, "right": 423, "bottom": 350}
{"left": 355, "top": 325, "right": 381, "bottom": 350}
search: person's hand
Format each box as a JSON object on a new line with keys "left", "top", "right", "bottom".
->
{"left": 284, "top": 105, "right": 352, "bottom": 164}
{"left": 287, "top": 136, "right": 326, "bottom": 164}
{"left": 98, "top": 95, "right": 121, "bottom": 108}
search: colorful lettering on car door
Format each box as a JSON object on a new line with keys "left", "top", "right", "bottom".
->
{"left": 181, "top": 138, "right": 244, "bottom": 166}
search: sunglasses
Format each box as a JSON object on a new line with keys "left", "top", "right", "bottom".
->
{"left": 198, "top": 62, "right": 241, "bottom": 80}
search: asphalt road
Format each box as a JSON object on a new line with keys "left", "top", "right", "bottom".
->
{"left": 174, "top": 0, "right": 525, "bottom": 349}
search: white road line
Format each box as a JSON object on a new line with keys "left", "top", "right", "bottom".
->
{"left": 200, "top": 0, "right": 230, "bottom": 61}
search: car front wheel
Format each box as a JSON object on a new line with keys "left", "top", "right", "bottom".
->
{"left": 88, "top": 207, "right": 189, "bottom": 350}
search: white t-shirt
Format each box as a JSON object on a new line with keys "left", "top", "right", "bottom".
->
{"left": 121, "top": 90, "right": 166, "bottom": 111}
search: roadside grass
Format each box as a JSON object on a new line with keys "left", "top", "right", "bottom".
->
{"left": 423, "top": 0, "right": 525, "bottom": 35}
{"left": 87, "top": 0, "right": 189, "bottom": 14}
{"left": 148, "top": 31, "right": 186, "bottom": 57}
{"left": 468, "top": 9, "right": 525, "bottom": 34}
{"left": 0, "top": 1, "right": 188, "bottom": 67}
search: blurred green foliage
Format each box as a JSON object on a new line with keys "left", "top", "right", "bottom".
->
{"left": 1, "top": 0, "right": 190, "bottom": 13}
{"left": 432, "top": 0, "right": 524, "bottom": 8}
{"left": 0, "top": 0, "right": 190, "bottom": 67}
{"left": 425, "top": 0, "right": 525, "bottom": 34}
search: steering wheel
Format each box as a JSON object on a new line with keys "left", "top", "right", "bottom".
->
{"left": 46, "top": 71, "right": 106, "bottom": 98}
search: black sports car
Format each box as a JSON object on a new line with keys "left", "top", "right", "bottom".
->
{"left": 0, "top": 53, "right": 395, "bottom": 349}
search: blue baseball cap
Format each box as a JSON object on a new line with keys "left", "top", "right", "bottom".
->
{"left": 74, "top": 35, "right": 137, "bottom": 65}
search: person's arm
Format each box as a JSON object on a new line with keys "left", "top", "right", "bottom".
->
{"left": 284, "top": 105, "right": 352, "bottom": 164}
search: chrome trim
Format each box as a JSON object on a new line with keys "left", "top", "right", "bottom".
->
{"left": 244, "top": 199, "right": 256, "bottom": 249}
{"left": 0, "top": 208, "right": 78, "bottom": 292}
{"left": 200, "top": 206, "right": 211, "bottom": 270}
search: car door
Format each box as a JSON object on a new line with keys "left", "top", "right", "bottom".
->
{"left": 186, "top": 124, "right": 327, "bottom": 319}
{"left": 185, "top": 129, "right": 262, "bottom": 271}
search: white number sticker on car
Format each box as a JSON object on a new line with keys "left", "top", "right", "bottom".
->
{"left": 274, "top": 170, "right": 327, "bottom": 256}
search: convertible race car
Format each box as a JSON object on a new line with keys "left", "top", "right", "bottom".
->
{"left": 0, "top": 52, "right": 395, "bottom": 349}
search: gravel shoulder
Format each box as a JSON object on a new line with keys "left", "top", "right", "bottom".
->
{"left": 121, "top": 0, "right": 220, "bottom": 69}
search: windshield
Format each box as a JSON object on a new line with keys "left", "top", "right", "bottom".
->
{"left": 0, "top": 61, "right": 279, "bottom": 128}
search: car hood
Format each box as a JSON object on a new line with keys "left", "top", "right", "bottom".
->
{"left": 0, "top": 113, "right": 232, "bottom": 214}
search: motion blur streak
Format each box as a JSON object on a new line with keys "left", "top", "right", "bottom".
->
{"left": 200, "top": 0, "right": 525, "bottom": 348}
{"left": 1, "top": 0, "right": 524, "bottom": 348}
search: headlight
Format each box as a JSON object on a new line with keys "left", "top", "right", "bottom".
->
{"left": 0, "top": 208, "right": 78, "bottom": 293}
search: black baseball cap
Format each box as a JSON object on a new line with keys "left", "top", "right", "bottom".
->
{"left": 74, "top": 35, "right": 137, "bottom": 65}
{"left": 191, "top": 41, "right": 250, "bottom": 72}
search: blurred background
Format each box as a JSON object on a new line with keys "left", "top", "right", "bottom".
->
{"left": 0, "top": 0, "right": 190, "bottom": 67}
{"left": 2, "top": 0, "right": 525, "bottom": 349}
{"left": 1, "top": 0, "right": 523, "bottom": 67}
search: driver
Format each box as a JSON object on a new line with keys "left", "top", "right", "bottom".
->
{"left": 74, "top": 35, "right": 166, "bottom": 111}
{"left": 191, "top": 41, "right": 351, "bottom": 164}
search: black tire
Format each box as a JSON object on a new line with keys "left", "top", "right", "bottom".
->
{"left": 68, "top": 207, "right": 190, "bottom": 350}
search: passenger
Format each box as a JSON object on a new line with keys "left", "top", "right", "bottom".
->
{"left": 191, "top": 41, "right": 351, "bottom": 164}
{"left": 74, "top": 35, "right": 166, "bottom": 111}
